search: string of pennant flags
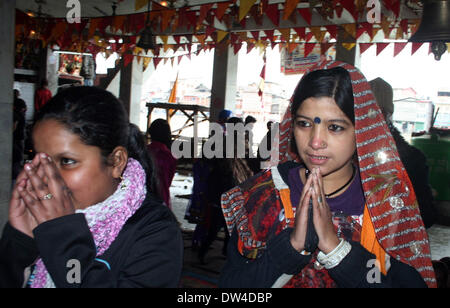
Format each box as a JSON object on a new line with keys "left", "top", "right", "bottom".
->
{"left": 15, "top": 0, "right": 450, "bottom": 71}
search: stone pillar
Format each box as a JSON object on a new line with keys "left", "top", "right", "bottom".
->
{"left": 335, "top": 27, "right": 361, "bottom": 68}
{"left": 119, "top": 58, "right": 144, "bottom": 129}
{"left": 210, "top": 40, "right": 239, "bottom": 122}
{"left": 0, "top": 0, "right": 16, "bottom": 233}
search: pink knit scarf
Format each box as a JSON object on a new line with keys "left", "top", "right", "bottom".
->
{"left": 29, "top": 158, "right": 147, "bottom": 288}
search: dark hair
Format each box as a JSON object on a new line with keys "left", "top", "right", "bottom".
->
{"left": 290, "top": 67, "right": 355, "bottom": 154}
{"left": 34, "top": 86, "right": 156, "bottom": 192}
{"left": 148, "top": 119, "right": 172, "bottom": 149}
{"left": 291, "top": 67, "right": 354, "bottom": 124}
{"left": 245, "top": 116, "right": 257, "bottom": 125}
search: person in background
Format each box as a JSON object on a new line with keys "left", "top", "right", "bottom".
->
{"left": 147, "top": 119, "right": 177, "bottom": 209}
{"left": 0, "top": 86, "right": 183, "bottom": 288}
{"left": 244, "top": 115, "right": 260, "bottom": 174}
{"left": 12, "top": 90, "right": 27, "bottom": 181}
{"left": 369, "top": 77, "right": 436, "bottom": 229}
{"left": 80, "top": 55, "right": 96, "bottom": 87}
{"left": 198, "top": 117, "right": 253, "bottom": 264}
{"left": 34, "top": 79, "right": 52, "bottom": 115}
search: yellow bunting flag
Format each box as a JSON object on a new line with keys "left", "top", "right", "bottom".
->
{"left": 342, "top": 43, "right": 356, "bottom": 51}
{"left": 135, "top": 0, "right": 150, "bottom": 11}
{"left": 239, "top": 0, "right": 257, "bottom": 22}
{"left": 217, "top": 30, "right": 229, "bottom": 43}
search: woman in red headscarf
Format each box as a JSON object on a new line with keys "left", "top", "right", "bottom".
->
{"left": 219, "top": 61, "right": 436, "bottom": 288}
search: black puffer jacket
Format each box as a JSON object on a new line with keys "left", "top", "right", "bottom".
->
{"left": 0, "top": 194, "right": 183, "bottom": 288}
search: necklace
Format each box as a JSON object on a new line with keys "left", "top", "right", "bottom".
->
{"left": 305, "top": 164, "right": 356, "bottom": 198}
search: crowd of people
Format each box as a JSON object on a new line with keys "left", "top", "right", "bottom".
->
{"left": 2, "top": 60, "right": 448, "bottom": 288}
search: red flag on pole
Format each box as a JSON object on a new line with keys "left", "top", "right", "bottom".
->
{"left": 258, "top": 53, "right": 266, "bottom": 100}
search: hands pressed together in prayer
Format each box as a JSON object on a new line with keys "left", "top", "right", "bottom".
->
{"left": 9, "top": 153, "right": 75, "bottom": 238}
{"left": 290, "top": 168, "right": 340, "bottom": 255}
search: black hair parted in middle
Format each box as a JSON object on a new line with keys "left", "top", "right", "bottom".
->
{"left": 291, "top": 66, "right": 355, "bottom": 125}
{"left": 289, "top": 66, "right": 355, "bottom": 156}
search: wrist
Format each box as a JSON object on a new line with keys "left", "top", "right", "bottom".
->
{"left": 316, "top": 239, "right": 352, "bottom": 270}
{"left": 320, "top": 236, "right": 341, "bottom": 254}
{"left": 289, "top": 232, "right": 305, "bottom": 253}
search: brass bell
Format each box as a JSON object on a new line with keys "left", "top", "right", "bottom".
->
{"left": 409, "top": 0, "right": 450, "bottom": 60}
{"left": 137, "top": 26, "right": 156, "bottom": 51}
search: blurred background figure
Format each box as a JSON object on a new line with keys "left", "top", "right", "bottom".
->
{"left": 34, "top": 79, "right": 52, "bottom": 115}
{"left": 12, "top": 89, "right": 27, "bottom": 181}
{"left": 197, "top": 117, "right": 253, "bottom": 264}
{"left": 147, "top": 119, "right": 177, "bottom": 209}
{"left": 80, "top": 55, "right": 96, "bottom": 86}
{"left": 369, "top": 77, "right": 436, "bottom": 228}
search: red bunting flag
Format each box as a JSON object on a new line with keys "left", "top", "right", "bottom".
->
{"left": 393, "top": 42, "right": 407, "bottom": 57}
{"left": 376, "top": 43, "right": 389, "bottom": 55}
{"left": 304, "top": 42, "right": 316, "bottom": 57}
{"left": 258, "top": 52, "right": 266, "bottom": 99}
{"left": 294, "top": 27, "right": 306, "bottom": 40}
{"left": 411, "top": 42, "right": 423, "bottom": 55}
{"left": 359, "top": 43, "right": 373, "bottom": 55}
{"left": 298, "top": 8, "right": 312, "bottom": 25}
{"left": 266, "top": 4, "right": 280, "bottom": 26}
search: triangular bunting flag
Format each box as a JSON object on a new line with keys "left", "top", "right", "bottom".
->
{"left": 294, "top": 27, "right": 306, "bottom": 40}
{"left": 283, "top": 0, "right": 300, "bottom": 20}
{"left": 359, "top": 43, "right": 373, "bottom": 55}
{"left": 135, "top": 0, "right": 150, "bottom": 11}
{"left": 320, "top": 42, "right": 334, "bottom": 55}
{"left": 298, "top": 8, "right": 312, "bottom": 25}
{"left": 304, "top": 43, "right": 316, "bottom": 57}
{"left": 325, "top": 25, "right": 337, "bottom": 40}
{"left": 289, "top": 42, "right": 299, "bottom": 53}
{"left": 264, "top": 29, "right": 275, "bottom": 42}
{"left": 217, "top": 30, "right": 228, "bottom": 43}
{"left": 266, "top": 4, "right": 280, "bottom": 27}
{"left": 279, "top": 28, "right": 291, "bottom": 42}
{"left": 342, "top": 24, "right": 356, "bottom": 38}
{"left": 215, "top": 1, "right": 230, "bottom": 21}
{"left": 376, "top": 43, "right": 389, "bottom": 55}
{"left": 239, "top": 0, "right": 257, "bottom": 22}
{"left": 393, "top": 42, "right": 407, "bottom": 57}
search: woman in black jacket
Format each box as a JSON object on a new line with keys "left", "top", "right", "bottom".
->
{"left": 0, "top": 86, "right": 183, "bottom": 288}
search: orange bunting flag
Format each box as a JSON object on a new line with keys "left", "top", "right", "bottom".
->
{"left": 342, "top": 24, "right": 356, "bottom": 38}
{"left": 168, "top": 74, "right": 178, "bottom": 103}
{"left": 283, "top": 0, "right": 300, "bottom": 20}
{"left": 279, "top": 28, "right": 291, "bottom": 42}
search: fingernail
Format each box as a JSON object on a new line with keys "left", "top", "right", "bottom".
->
{"left": 25, "top": 164, "right": 32, "bottom": 171}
